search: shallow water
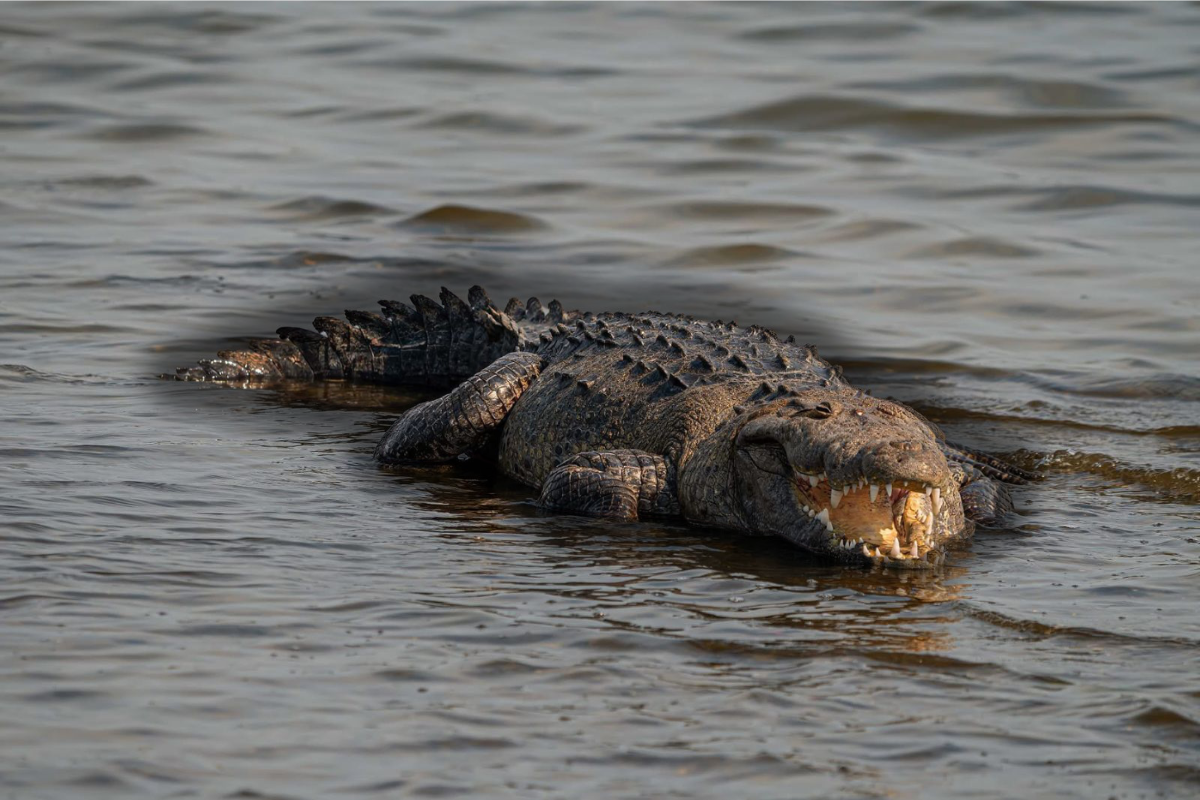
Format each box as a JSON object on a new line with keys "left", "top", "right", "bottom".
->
{"left": 1, "top": 2, "right": 1198, "bottom": 798}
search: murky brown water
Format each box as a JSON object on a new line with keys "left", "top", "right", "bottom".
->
{"left": 2, "top": 3, "right": 1198, "bottom": 798}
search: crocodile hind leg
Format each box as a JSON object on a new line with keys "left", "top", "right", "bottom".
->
{"left": 538, "top": 450, "right": 681, "bottom": 521}
{"left": 375, "top": 352, "right": 545, "bottom": 463}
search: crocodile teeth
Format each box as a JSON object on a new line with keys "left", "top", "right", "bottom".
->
{"left": 869, "top": 484, "right": 879, "bottom": 503}
{"left": 932, "top": 487, "right": 942, "bottom": 514}
{"left": 862, "top": 543, "right": 872, "bottom": 558}
{"left": 925, "top": 485, "right": 933, "bottom": 496}
{"left": 911, "top": 541, "right": 920, "bottom": 559}
{"left": 815, "top": 508, "right": 832, "bottom": 531}
{"left": 873, "top": 547, "right": 882, "bottom": 558}
{"left": 890, "top": 538, "right": 903, "bottom": 559}
{"left": 829, "top": 488, "right": 843, "bottom": 509}
{"left": 808, "top": 474, "right": 819, "bottom": 488}
{"left": 885, "top": 483, "right": 893, "bottom": 497}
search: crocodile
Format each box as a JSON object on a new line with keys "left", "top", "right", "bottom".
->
{"left": 171, "top": 286, "right": 1033, "bottom": 569}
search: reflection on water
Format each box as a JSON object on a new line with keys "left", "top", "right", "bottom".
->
{"left": 1, "top": 3, "right": 1198, "bottom": 798}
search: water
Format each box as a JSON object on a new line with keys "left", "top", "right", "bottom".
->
{"left": 1, "top": 2, "right": 1198, "bottom": 797}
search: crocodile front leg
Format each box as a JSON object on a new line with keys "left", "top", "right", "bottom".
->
{"left": 539, "top": 450, "right": 681, "bottom": 521}
{"left": 953, "top": 463, "right": 1016, "bottom": 527}
{"left": 943, "top": 442, "right": 1032, "bottom": 527}
{"left": 375, "top": 352, "right": 545, "bottom": 463}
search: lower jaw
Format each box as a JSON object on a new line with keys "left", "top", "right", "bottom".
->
{"left": 842, "top": 538, "right": 945, "bottom": 568}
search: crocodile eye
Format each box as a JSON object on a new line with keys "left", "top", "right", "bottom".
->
{"left": 794, "top": 402, "right": 834, "bottom": 420}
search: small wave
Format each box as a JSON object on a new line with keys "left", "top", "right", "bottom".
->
{"left": 465, "top": 180, "right": 593, "bottom": 198}
{"left": 172, "top": 623, "right": 276, "bottom": 637}
{"left": 740, "top": 21, "right": 921, "bottom": 43}
{"left": 850, "top": 73, "right": 1130, "bottom": 110}
{"left": 337, "top": 106, "right": 422, "bottom": 123}
{"left": 398, "top": 204, "right": 547, "bottom": 235}
{"left": 656, "top": 157, "right": 787, "bottom": 175}
{"left": 1038, "top": 450, "right": 1200, "bottom": 503}
{"left": 6, "top": 59, "right": 133, "bottom": 84}
{"left": 1015, "top": 185, "right": 1200, "bottom": 212}
{"left": 906, "top": 236, "right": 1039, "bottom": 259}
{"left": 0, "top": 100, "right": 111, "bottom": 131}
{"left": 663, "top": 243, "right": 803, "bottom": 269}
{"left": 110, "top": 8, "right": 279, "bottom": 35}
{"left": 0, "top": 322, "right": 136, "bottom": 334}
{"left": 963, "top": 605, "right": 1198, "bottom": 646}
{"left": 247, "top": 250, "right": 358, "bottom": 269}
{"left": 814, "top": 218, "right": 920, "bottom": 242}
{"left": 690, "top": 94, "right": 1186, "bottom": 139}
{"left": 920, "top": 1, "right": 1134, "bottom": 19}
{"left": 899, "top": 182, "right": 1200, "bottom": 212}
{"left": 85, "top": 122, "right": 210, "bottom": 142}
{"left": 54, "top": 174, "right": 153, "bottom": 190}
{"left": 415, "top": 110, "right": 582, "bottom": 137}
{"left": 1035, "top": 373, "right": 1200, "bottom": 403}
{"left": 356, "top": 54, "right": 529, "bottom": 75}
{"left": 652, "top": 201, "right": 835, "bottom": 223}
{"left": 0, "top": 100, "right": 106, "bottom": 119}
{"left": 270, "top": 196, "right": 395, "bottom": 221}
{"left": 1129, "top": 705, "right": 1200, "bottom": 733}
{"left": 0, "top": 364, "right": 54, "bottom": 383}
{"left": 110, "top": 71, "right": 233, "bottom": 92}
{"left": 1105, "top": 64, "right": 1200, "bottom": 83}
{"left": 353, "top": 56, "right": 613, "bottom": 80}
{"left": 0, "top": 22, "right": 47, "bottom": 38}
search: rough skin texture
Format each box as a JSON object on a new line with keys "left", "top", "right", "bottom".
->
{"left": 170, "top": 286, "right": 1034, "bottom": 569}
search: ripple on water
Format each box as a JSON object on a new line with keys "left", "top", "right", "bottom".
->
{"left": 906, "top": 236, "right": 1040, "bottom": 259}
{"left": 398, "top": 204, "right": 548, "bottom": 235}
{"left": 53, "top": 174, "right": 154, "bottom": 190}
{"left": 414, "top": 110, "right": 583, "bottom": 137}
{"left": 1013, "top": 185, "right": 1200, "bottom": 212}
{"left": 850, "top": 73, "right": 1133, "bottom": 110}
{"left": 813, "top": 218, "right": 921, "bottom": 242}
{"left": 739, "top": 21, "right": 922, "bottom": 43}
{"left": 691, "top": 93, "right": 1187, "bottom": 139}
{"left": 109, "top": 71, "right": 234, "bottom": 93}
{"left": 6, "top": 60, "right": 135, "bottom": 84}
{"left": 650, "top": 201, "right": 836, "bottom": 223}
{"left": 1038, "top": 450, "right": 1200, "bottom": 504}
{"left": 84, "top": 122, "right": 210, "bottom": 142}
{"left": 269, "top": 196, "right": 395, "bottom": 221}
{"left": 663, "top": 243, "right": 804, "bottom": 269}
{"left": 898, "top": 182, "right": 1200, "bottom": 212}
{"left": 108, "top": 7, "right": 280, "bottom": 35}
{"left": 355, "top": 54, "right": 530, "bottom": 75}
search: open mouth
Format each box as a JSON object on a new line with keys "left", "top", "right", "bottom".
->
{"left": 790, "top": 469, "right": 945, "bottom": 565}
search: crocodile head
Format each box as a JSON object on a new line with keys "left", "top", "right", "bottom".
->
{"left": 726, "top": 390, "right": 968, "bottom": 568}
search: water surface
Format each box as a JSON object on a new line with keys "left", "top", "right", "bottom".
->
{"left": 1, "top": 3, "right": 1198, "bottom": 798}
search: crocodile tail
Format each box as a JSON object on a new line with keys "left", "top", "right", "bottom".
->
{"left": 944, "top": 441, "right": 1038, "bottom": 485}
{"left": 168, "top": 286, "right": 531, "bottom": 387}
